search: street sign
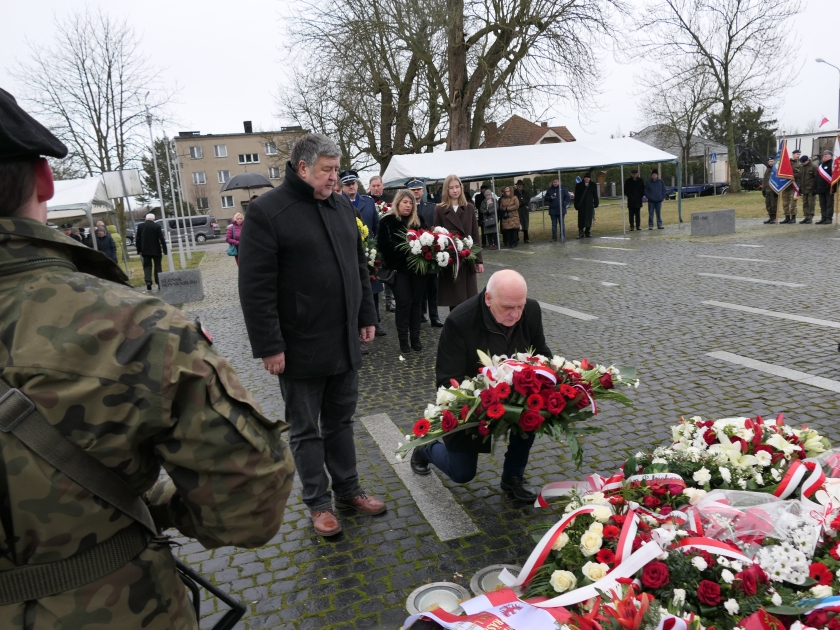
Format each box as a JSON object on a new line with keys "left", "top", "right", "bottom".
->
{"left": 102, "top": 169, "right": 143, "bottom": 198}
{"left": 709, "top": 153, "right": 717, "bottom": 164}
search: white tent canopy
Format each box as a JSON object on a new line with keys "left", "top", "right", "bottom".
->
{"left": 381, "top": 137, "right": 679, "bottom": 186}
{"left": 47, "top": 177, "right": 114, "bottom": 220}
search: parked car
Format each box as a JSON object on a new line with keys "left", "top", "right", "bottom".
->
{"left": 529, "top": 190, "right": 574, "bottom": 212}
{"left": 124, "top": 228, "right": 135, "bottom": 246}
{"left": 155, "top": 215, "right": 220, "bottom": 243}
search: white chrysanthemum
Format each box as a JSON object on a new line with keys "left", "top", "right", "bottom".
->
{"left": 754, "top": 450, "right": 772, "bottom": 467}
{"left": 436, "top": 251, "right": 450, "bottom": 266}
{"left": 433, "top": 226, "right": 448, "bottom": 234}
{"left": 463, "top": 235, "right": 473, "bottom": 248}
{"left": 719, "top": 467, "right": 732, "bottom": 484}
{"left": 691, "top": 556, "right": 708, "bottom": 571}
{"left": 693, "top": 467, "right": 712, "bottom": 485}
{"left": 672, "top": 589, "right": 686, "bottom": 607}
{"left": 419, "top": 231, "right": 435, "bottom": 246}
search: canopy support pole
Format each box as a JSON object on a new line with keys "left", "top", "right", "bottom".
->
{"left": 171, "top": 139, "right": 197, "bottom": 252}
{"left": 620, "top": 165, "right": 626, "bottom": 236}
{"left": 676, "top": 159, "right": 683, "bottom": 225}
{"left": 558, "top": 170, "right": 565, "bottom": 243}
{"left": 491, "top": 177, "right": 501, "bottom": 250}
{"left": 85, "top": 207, "right": 99, "bottom": 251}
{"left": 164, "top": 135, "right": 187, "bottom": 269}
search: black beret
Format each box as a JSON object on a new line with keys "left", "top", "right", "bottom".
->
{"left": 0, "top": 88, "right": 67, "bottom": 162}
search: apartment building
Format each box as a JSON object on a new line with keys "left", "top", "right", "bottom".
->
{"left": 174, "top": 122, "right": 306, "bottom": 224}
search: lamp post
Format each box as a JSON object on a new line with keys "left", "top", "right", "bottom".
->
{"left": 816, "top": 58, "right": 840, "bottom": 130}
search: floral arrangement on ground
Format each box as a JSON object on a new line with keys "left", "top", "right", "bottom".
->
{"left": 412, "top": 415, "right": 840, "bottom": 630}
{"left": 396, "top": 351, "right": 638, "bottom": 467}
{"left": 397, "top": 226, "right": 481, "bottom": 279}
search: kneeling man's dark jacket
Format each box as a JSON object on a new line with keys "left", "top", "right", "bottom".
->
{"left": 239, "top": 161, "right": 377, "bottom": 379}
{"left": 436, "top": 289, "right": 551, "bottom": 453}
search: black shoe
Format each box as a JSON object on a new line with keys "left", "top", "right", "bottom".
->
{"left": 779, "top": 217, "right": 789, "bottom": 224}
{"left": 421, "top": 314, "right": 429, "bottom": 323}
{"left": 788, "top": 217, "right": 797, "bottom": 224}
{"left": 146, "top": 283, "right": 152, "bottom": 291}
{"left": 763, "top": 218, "right": 775, "bottom": 224}
{"left": 430, "top": 318, "right": 444, "bottom": 328}
{"left": 411, "top": 447, "right": 431, "bottom": 475}
{"left": 386, "top": 302, "right": 396, "bottom": 313}
{"left": 658, "top": 225, "right": 664, "bottom": 229}
{"left": 500, "top": 475, "right": 538, "bottom": 502}
{"left": 584, "top": 232, "right": 591, "bottom": 238}
{"left": 375, "top": 325, "right": 386, "bottom": 337}
{"left": 628, "top": 226, "right": 634, "bottom": 231}
{"left": 801, "top": 218, "right": 812, "bottom": 224}
{"left": 410, "top": 337, "right": 423, "bottom": 351}
{"left": 399, "top": 339, "right": 411, "bottom": 353}
{"left": 576, "top": 233, "right": 584, "bottom": 239}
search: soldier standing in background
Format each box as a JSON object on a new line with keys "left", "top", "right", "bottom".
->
{"left": 797, "top": 154, "right": 817, "bottom": 224}
{"left": 0, "top": 88, "right": 295, "bottom": 629}
{"left": 762, "top": 157, "right": 778, "bottom": 224}
{"left": 780, "top": 148, "right": 801, "bottom": 223}
{"left": 816, "top": 150, "right": 835, "bottom": 224}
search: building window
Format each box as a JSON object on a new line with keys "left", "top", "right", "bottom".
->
{"left": 265, "top": 142, "right": 278, "bottom": 155}
{"left": 214, "top": 144, "right": 227, "bottom": 158}
{"left": 192, "top": 171, "right": 206, "bottom": 185}
{"left": 268, "top": 167, "right": 281, "bottom": 179}
{"left": 189, "top": 146, "right": 203, "bottom": 159}
{"left": 218, "top": 170, "right": 230, "bottom": 184}
{"left": 221, "top": 195, "right": 235, "bottom": 209}
{"left": 195, "top": 197, "right": 209, "bottom": 210}
{"left": 238, "top": 153, "right": 259, "bottom": 164}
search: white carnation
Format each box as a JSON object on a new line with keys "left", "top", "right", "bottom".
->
{"left": 693, "top": 467, "right": 712, "bottom": 485}
{"left": 724, "top": 599, "right": 740, "bottom": 615}
{"left": 721, "top": 569, "right": 735, "bottom": 584}
{"left": 419, "top": 232, "right": 434, "bottom": 246}
{"left": 771, "top": 592, "right": 782, "bottom": 606}
{"left": 719, "top": 467, "right": 732, "bottom": 484}
{"left": 691, "top": 556, "right": 708, "bottom": 571}
{"left": 672, "top": 589, "right": 686, "bottom": 607}
{"left": 754, "top": 450, "right": 772, "bottom": 466}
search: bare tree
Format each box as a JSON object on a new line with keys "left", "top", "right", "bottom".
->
{"left": 640, "top": 63, "right": 716, "bottom": 184}
{"left": 12, "top": 8, "right": 170, "bottom": 236}
{"left": 633, "top": 0, "right": 802, "bottom": 192}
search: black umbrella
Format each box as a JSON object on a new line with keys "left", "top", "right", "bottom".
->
{"left": 220, "top": 172, "right": 274, "bottom": 196}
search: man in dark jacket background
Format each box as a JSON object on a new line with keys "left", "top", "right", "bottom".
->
{"left": 409, "top": 178, "right": 443, "bottom": 327}
{"left": 815, "top": 150, "right": 835, "bottom": 224}
{"left": 624, "top": 169, "right": 645, "bottom": 230}
{"left": 135, "top": 212, "right": 167, "bottom": 291}
{"left": 762, "top": 157, "right": 778, "bottom": 224}
{"left": 573, "top": 172, "right": 599, "bottom": 239}
{"left": 545, "top": 178, "right": 571, "bottom": 242}
{"left": 644, "top": 170, "right": 666, "bottom": 230}
{"left": 410, "top": 270, "right": 551, "bottom": 502}
{"left": 238, "top": 133, "right": 384, "bottom": 537}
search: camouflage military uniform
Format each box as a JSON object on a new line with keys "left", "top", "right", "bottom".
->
{"left": 797, "top": 160, "right": 818, "bottom": 220}
{"left": 0, "top": 218, "right": 295, "bottom": 629}
{"left": 782, "top": 160, "right": 800, "bottom": 221}
{"left": 762, "top": 164, "right": 778, "bottom": 220}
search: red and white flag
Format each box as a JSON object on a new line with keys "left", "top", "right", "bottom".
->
{"left": 833, "top": 135, "right": 840, "bottom": 187}
{"left": 820, "top": 117, "right": 831, "bottom": 128}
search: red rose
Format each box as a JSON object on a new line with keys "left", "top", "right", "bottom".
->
{"left": 496, "top": 383, "right": 511, "bottom": 399}
{"left": 460, "top": 405, "right": 470, "bottom": 420}
{"left": 513, "top": 368, "right": 541, "bottom": 396}
{"left": 598, "top": 372, "right": 614, "bottom": 389}
{"left": 733, "top": 569, "right": 757, "bottom": 597}
{"left": 580, "top": 358, "right": 592, "bottom": 370}
{"left": 441, "top": 410, "right": 458, "bottom": 432}
{"left": 424, "top": 252, "right": 433, "bottom": 260}
{"left": 422, "top": 246, "right": 429, "bottom": 252}
{"left": 810, "top": 562, "right": 833, "bottom": 586}
{"left": 486, "top": 404, "right": 506, "bottom": 420}
{"left": 479, "top": 388, "right": 500, "bottom": 407}
{"left": 651, "top": 484, "right": 668, "bottom": 496}
{"left": 807, "top": 611, "right": 831, "bottom": 628}
{"left": 668, "top": 484, "right": 684, "bottom": 496}
{"left": 560, "top": 384, "right": 578, "bottom": 399}
{"left": 519, "top": 410, "right": 544, "bottom": 432}
{"left": 546, "top": 392, "right": 567, "bottom": 415}
{"left": 703, "top": 429, "right": 717, "bottom": 446}
{"left": 603, "top": 525, "right": 620, "bottom": 540}
{"left": 696, "top": 580, "right": 721, "bottom": 606}
{"left": 478, "top": 419, "right": 490, "bottom": 436}
{"left": 413, "top": 418, "right": 430, "bottom": 437}
{"left": 659, "top": 506, "right": 673, "bottom": 516}
{"left": 827, "top": 616, "right": 840, "bottom": 630}
{"left": 643, "top": 496, "right": 661, "bottom": 508}
{"left": 596, "top": 549, "right": 616, "bottom": 565}
{"left": 698, "top": 550, "right": 715, "bottom": 567}
{"left": 460, "top": 249, "right": 470, "bottom": 258}
{"left": 527, "top": 394, "right": 545, "bottom": 411}
{"left": 575, "top": 394, "right": 590, "bottom": 409}
{"left": 641, "top": 562, "right": 669, "bottom": 589}
{"left": 610, "top": 514, "right": 627, "bottom": 526}
{"left": 742, "top": 562, "right": 768, "bottom": 585}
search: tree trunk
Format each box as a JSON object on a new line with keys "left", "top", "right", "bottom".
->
{"left": 446, "top": 0, "right": 470, "bottom": 151}
{"left": 723, "top": 98, "right": 741, "bottom": 193}
{"left": 379, "top": 84, "right": 394, "bottom": 171}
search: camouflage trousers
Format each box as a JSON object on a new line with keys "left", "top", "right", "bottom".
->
{"left": 801, "top": 193, "right": 816, "bottom": 219}
{"left": 764, "top": 192, "right": 779, "bottom": 219}
{"left": 782, "top": 188, "right": 798, "bottom": 218}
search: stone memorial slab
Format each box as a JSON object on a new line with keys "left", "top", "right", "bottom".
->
{"left": 691, "top": 208, "right": 736, "bottom": 236}
{"left": 158, "top": 269, "right": 204, "bottom": 304}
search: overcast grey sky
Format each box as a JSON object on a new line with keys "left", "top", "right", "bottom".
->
{"left": 2, "top": 0, "right": 838, "bottom": 150}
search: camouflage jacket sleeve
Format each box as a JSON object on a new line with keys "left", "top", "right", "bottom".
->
{"left": 145, "top": 313, "right": 295, "bottom": 549}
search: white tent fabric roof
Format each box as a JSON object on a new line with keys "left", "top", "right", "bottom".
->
{"left": 47, "top": 177, "right": 114, "bottom": 219}
{"left": 381, "top": 137, "right": 679, "bottom": 186}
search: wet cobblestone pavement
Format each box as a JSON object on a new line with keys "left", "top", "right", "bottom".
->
{"left": 174, "top": 218, "right": 840, "bottom": 629}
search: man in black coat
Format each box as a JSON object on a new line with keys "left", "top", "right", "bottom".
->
{"left": 574, "top": 172, "right": 599, "bottom": 238}
{"left": 135, "top": 212, "right": 167, "bottom": 291}
{"left": 624, "top": 169, "right": 645, "bottom": 231}
{"left": 408, "top": 178, "right": 443, "bottom": 328}
{"left": 410, "top": 270, "right": 551, "bottom": 502}
{"left": 238, "top": 133, "right": 384, "bottom": 537}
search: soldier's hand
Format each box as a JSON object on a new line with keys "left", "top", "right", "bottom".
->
{"left": 360, "top": 326, "right": 376, "bottom": 343}
{"left": 263, "top": 352, "right": 285, "bottom": 375}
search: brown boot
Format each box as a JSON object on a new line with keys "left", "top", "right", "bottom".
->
{"left": 335, "top": 493, "right": 387, "bottom": 515}
{"left": 310, "top": 508, "right": 342, "bottom": 536}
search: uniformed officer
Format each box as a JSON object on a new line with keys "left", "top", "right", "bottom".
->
{"left": 762, "top": 157, "right": 778, "bottom": 224}
{"left": 797, "top": 154, "right": 818, "bottom": 224}
{"left": 780, "top": 148, "right": 801, "bottom": 223}
{"left": 407, "top": 178, "right": 443, "bottom": 327}
{"left": 340, "top": 169, "right": 384, "bottom": 343}
{"left": 816, "top": 149, "right": 835, "bottom": 224}
{"left": 0, "top": 88, "right": 295, "bottom": 629}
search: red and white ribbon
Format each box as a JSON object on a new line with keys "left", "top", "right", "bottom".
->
{"left": 573, "top": 383, "right": 597, "bottom": 414}
{"left": 407, "top": 591, "right": 569, "bottom": 630}
{"left": 624, "top": 473, "right": 686, "bottom": 487}
{"left": 774, "top": 459, "right": 826, "bottom": 499}
{"left": 479, "top": 359, "right": 558, "bottom": 387}
{"left": 672, "top": 536, "right": 752, "bottom": 563}
{"left": 534, "top": 473, "right": 624, "bottom": 507}
{"left": 614, "top": 510, "right": 638, "bottom": 565}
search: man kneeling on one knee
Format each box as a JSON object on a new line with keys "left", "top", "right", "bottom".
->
{"left": 410, "top": 270, "right": 551, "bottom": 501}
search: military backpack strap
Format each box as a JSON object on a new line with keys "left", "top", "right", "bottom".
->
{"left": 0, "top": 378, "right": 157, "bottom": 603}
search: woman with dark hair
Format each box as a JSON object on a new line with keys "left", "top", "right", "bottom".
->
{"left": 573, "top": 172, "right": 599, "bottom": 238}
{"left": 432, "top": 174, "right": 484, "bottom": 309}
{"left": 377, "top": 189, "right": 428, "bottom": 353}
